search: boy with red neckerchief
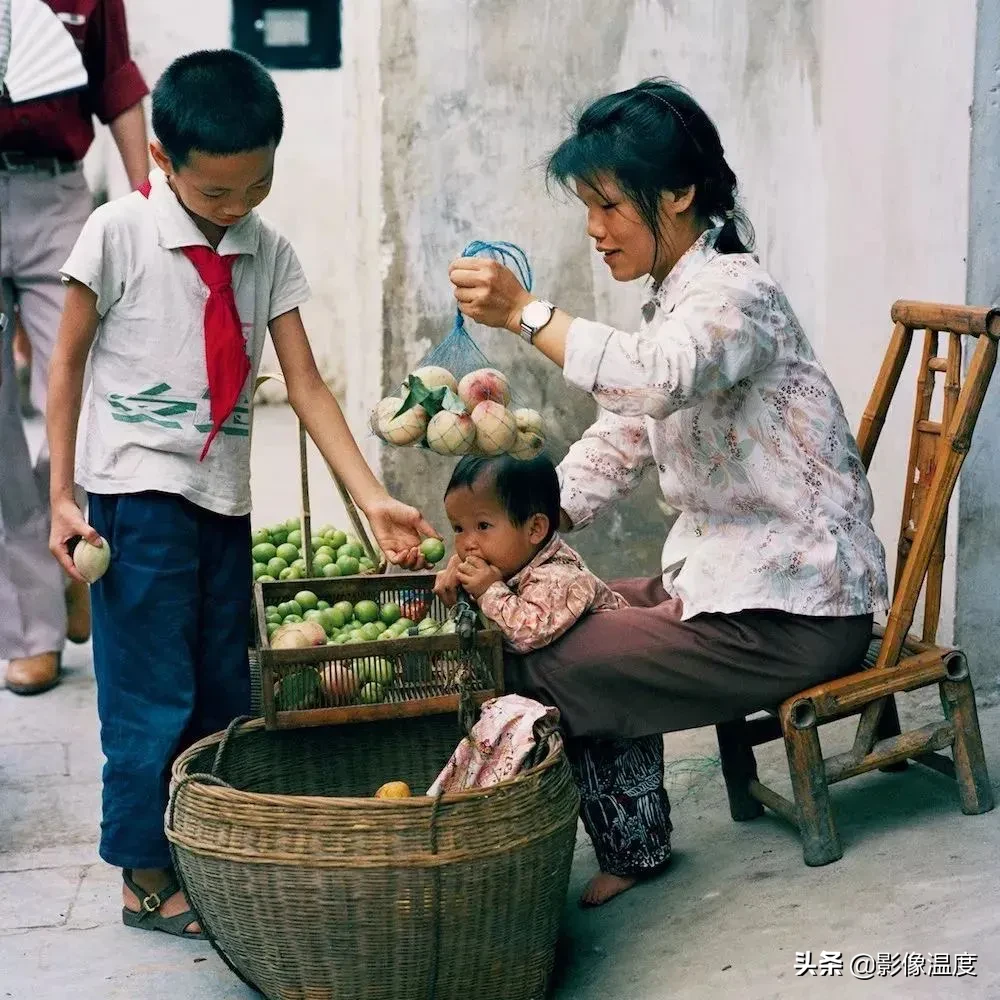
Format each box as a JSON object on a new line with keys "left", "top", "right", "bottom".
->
{"left": 45, "top": 49, "right": 437, "bottom": 940}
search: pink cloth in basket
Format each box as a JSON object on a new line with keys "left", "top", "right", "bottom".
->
{"left": 427, "top": 694, "right": 560, "bottom": 796}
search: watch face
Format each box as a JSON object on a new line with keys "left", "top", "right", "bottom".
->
{"left": 522, "top": 300, "right": 551, "bottom": 329}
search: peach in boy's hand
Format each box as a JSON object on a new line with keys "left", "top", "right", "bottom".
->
{"left": 456, "top": 555, "right": 504, "bottom": 599}
{"left": 49, "top": 497, "right": 104, "bottom": 583}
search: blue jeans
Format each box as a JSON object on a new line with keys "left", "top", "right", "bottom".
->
{"left": 88, "top": 492, "right": 251, "bottom": 869}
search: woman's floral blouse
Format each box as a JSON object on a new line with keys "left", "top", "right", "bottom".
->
{"left": 559, "top": 227, "right": 889, "bottom": 620}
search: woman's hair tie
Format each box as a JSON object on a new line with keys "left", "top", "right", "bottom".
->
{"left": 724, "top": 209, "right": 735, "bottom": 220}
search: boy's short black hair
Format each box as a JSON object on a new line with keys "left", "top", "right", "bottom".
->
{"left": 445, "top": 454, "right": 561, "bottom": 544}
{"left": 152, "top": 50, "right": 284, "bottom": 167}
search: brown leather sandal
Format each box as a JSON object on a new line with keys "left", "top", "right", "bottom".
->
{"left": 121, "top": 869, "right": 205, "bottom": 940}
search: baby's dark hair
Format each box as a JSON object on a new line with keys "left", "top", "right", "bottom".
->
{"left": 445, "top": 454, "right": 561, "bottom": 544}
{"left": 547, "top": 77, "right": 754, "bottom": 269}
{"left": 152, "top": 50, "right": 284, "bottom": 168}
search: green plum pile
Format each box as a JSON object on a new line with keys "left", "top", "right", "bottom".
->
{"left": 251, "top": 518, "right": 375, "bottom": 582}
{"left": 265, "top": 590, "right": 452, "bottom": 646}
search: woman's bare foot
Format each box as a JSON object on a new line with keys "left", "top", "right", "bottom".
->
{"left": 123, "top": 868, "right": 201, "bottom": 935}
{"left": 580, "top": 871, "right": 638, "bottom": 907}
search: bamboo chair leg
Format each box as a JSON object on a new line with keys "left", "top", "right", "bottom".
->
{"left": 940, "top": 657, "right": 995, "bottom": 815}
{"left": 783, "top": 701, "right": 843, "bottom": 866}
{"left": 876, "top": 696, "right": 909, "bottom": 773}
{"left": 716, "top": 719, "right": 765, "bottom": 821}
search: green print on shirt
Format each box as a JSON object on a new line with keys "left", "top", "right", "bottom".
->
{"left": 108, "top": 383, "right": 196, "bottom": 428}
{"left": 108, "top": 383, "right": 249, "bottom": 436}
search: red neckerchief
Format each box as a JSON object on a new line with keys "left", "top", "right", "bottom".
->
{"left": 138, "top": 179, "right": 250, "bottom": 460}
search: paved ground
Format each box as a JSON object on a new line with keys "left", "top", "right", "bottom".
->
{"left": 3, "top": 406, "right": 1000, "bottom": 999}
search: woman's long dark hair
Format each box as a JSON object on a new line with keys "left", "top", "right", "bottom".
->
{"left": 547, "top": 78, "right": 754, "bottom": 269}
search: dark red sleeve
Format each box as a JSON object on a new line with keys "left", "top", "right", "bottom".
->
{"left": 83, "top": 0, "right": 149, "bottom": 123}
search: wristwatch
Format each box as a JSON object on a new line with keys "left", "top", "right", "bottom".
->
{"left": 519, "top": 299, "right": 554, "bottom": 343}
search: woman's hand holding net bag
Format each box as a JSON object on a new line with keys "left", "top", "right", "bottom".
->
{"left": 371, "top": 240, "right": 547, "bottom": 460}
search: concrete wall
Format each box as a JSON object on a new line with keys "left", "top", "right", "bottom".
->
{"left": 378, "top": 0, "right": 977, "bottom": 596}
{"left": 957, "top": 0, "right": 1000, "bottom": 695}
{"left": 820, "top": 1, "right": 977, "bottom": 649}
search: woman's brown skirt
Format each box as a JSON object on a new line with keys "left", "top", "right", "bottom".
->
{"left": 506, "top": 576, "right": 874, "bottom": 740}
{"left": 505, "top": 576, "right": 874, "bottom": 878}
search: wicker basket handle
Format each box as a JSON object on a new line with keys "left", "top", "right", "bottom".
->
{"left": 253, "top": 372, "right": 386, "bottom": 573}
{"left": 166, "top": 772, "right": 234, "bottom": 833}
{"left": 210, "top": 715, "right": 255, "bottom": 778}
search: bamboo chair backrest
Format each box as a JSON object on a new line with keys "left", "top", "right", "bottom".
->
{"left": 855, "top": 301, "right": 1000, "bottom": 670}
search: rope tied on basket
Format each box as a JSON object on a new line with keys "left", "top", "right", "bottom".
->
{"left": 210, "top": 715, "right": 255, "bottom": 778}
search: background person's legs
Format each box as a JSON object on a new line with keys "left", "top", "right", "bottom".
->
{"left": 0, "top": 168, "right": 94, "bottom": 690}
{"left": 13, "top": 310, "right": 34, "bottom": 416}
{"left": 0, "top": 280, "right": 65, "bottom": 674}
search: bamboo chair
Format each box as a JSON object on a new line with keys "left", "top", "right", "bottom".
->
{"left": 716, "top": 300, "right": 998, "bottom": 866}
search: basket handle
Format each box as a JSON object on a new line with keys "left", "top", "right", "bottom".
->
{"left": 166, "top": 772, "right": 234, "bottom": 833}
{"left": 209, "top": 715, "right": 254, "bottom": 777}
{"left": 253, "top": 372, "right": 387, "bottom": 574}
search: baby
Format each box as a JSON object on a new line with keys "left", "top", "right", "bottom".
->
{"left": 434, "top": 453, "right": 626, "bottom": 651}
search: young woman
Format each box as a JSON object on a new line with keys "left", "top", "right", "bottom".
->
{"left": 449, "top": 78, "right": 888, "bottom": 906}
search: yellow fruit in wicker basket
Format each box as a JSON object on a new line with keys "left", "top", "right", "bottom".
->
{"left": 425, "top": 410, "right": 476, "bottom": 455}
{"left": 73, "top": 535, "right": 111, "bottom": 583}
{"left": 410, "top": 365, "right": 459, "bottom": 394}
{"left": 375, "top": 781, "right": 412, "bottom": 799}
{"left": 471, "top": 400, "right": 517, "bottom": 456}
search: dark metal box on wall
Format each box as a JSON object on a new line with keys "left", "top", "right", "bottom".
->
{"left": 232, "top": 1, "right": 341, "bottom": 70}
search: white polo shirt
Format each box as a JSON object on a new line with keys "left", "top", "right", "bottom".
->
{"left": 61, "top": 168, "right": 310, "bottom": 516}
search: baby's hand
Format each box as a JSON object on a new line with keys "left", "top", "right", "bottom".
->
{"left": 433, "top": 555, "right": 462, "bottom": 607}
{"left": 456, "top": 555, "right": 504, "bottom": 600}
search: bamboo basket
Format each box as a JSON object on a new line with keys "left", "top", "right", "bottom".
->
{"left": 249, "top": 372, "right": 388, "bottom": 715}
{"left": 168, "top": 714, "right": 579, "bottom": 1000}
{"left": 254, "top": 573, "right": 504, "bottom": 730}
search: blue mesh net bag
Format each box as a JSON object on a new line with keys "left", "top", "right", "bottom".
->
{"left": 370, "top": 241, "right": 546, "bottom": 460}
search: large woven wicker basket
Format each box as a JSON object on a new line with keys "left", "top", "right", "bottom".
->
{"left": 167, "top": 714, "right": 579, "bottom": 1000}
